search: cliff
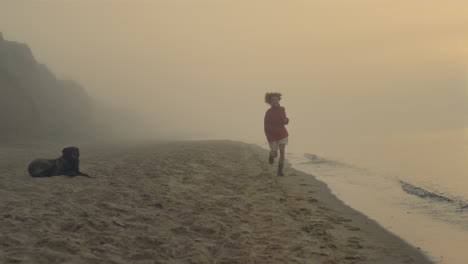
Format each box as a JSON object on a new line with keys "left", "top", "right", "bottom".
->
{"left": 0, "top": 33, "right": 103, "bottom": 140}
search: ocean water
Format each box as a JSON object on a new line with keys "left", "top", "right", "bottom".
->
{"left": 257, "top": 128, "right": 468, "bottom": 264}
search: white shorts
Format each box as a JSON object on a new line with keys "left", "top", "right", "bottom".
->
{"left": 269, "top": 137, "right": 288, "bottom": 151}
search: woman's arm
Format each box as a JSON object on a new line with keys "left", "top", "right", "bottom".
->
{"left": 282, "top": 107, "right": 289, "bottom": 125}
{"left": 265, "top": 110, "right": 287, "bottom": 126}
{"left": 264, "top": 111, "right": 273, "bottom": 138}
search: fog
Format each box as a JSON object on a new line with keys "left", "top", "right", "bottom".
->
{"left": 1, "top": 0, "right": 466, "bottom": 144}
{"left": 2, "top": 3, "right": 468, "bottom": 262}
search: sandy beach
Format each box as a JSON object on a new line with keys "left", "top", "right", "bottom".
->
{"left": 0, "top": 140, "right": 434, "bottom": 264}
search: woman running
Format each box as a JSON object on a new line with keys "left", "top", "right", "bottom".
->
{"left": 264, "top": 92, "right": 289, "bottom": 176}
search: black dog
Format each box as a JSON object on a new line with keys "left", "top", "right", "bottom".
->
{"left": 28, "top": 147, "right": 92, "bottom": 178}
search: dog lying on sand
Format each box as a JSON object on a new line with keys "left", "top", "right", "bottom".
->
{"left": 28, "top": 146, "right": 92, "bottom": 178}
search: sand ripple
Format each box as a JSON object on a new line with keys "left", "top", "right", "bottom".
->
{"left": 0, "top": 141, "right": 433, "bottom": 263}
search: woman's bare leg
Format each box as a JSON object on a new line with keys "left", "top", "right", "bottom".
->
{"left": 279, "top": 144, "right": 285, "bottom": 164}
{"left": 278, "top": 144, "right": 286, "bottom": 176}
{"left": 269, "top": 150, "right": 277, "bottom": 164}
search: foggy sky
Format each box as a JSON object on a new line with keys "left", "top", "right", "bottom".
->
{"left": 0, "top": 0, "right": 467, "bottom": 142}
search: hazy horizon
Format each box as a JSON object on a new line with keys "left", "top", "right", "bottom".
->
{"left": 1, "top": 2, "right": 468, "bottom": 263}
{"left": 0, "top": 0, "right": 466, "bottom": 143}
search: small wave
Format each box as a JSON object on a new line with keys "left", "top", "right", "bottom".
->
{"left": 400, "top": 181, "right": 454, "bottom": 203}
{"left": 400, "top": 181, "right": 468, "bottom": 225}
{"left": 399, "top": 181, "right": 468, "bottom": 211}
{"left": 300, "top": 153, "right": 349, "bottom": 167}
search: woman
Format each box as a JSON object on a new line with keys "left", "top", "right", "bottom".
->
{"left": 264, "top": 92, "right": 289, "bottom": 176}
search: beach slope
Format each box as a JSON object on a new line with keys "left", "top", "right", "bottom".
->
{"left": 0, "top": 140, "right": 434, "bottom": 263}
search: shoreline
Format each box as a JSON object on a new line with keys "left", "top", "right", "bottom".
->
{"left": 250, "top": 143, "right": 434, "bottom": 264}
{"left": 283, "top": 146, "right": 468, "bottom": 264}
{"left": 0, "top": 140, "right": 434, "bottom": 263}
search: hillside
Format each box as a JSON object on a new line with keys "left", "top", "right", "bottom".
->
{"left": 0, "top": 33, "right": 115, "bottom": 140}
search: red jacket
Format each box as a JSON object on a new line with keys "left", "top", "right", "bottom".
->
{"left": 264, "top": 106, "right": 289, "bottom": 142}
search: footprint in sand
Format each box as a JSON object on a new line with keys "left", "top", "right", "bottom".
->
{"left": 345, "top": 254, "right": 367, "bottom": 261}
{"left": 345, "top": 225, "right": 361, "bottom": 231}
{"left": 190, "top": 225, "right": 217, "bottom": 236}
{"left": 35, "top": 238, "right": 80, "bottom": 254}
{"left": 0, "top": 235, "right": 22, "bottom": 247}
{"left": 346, "top": 236, "right": 364, "bottom": 249}
{"left": 170, "top": 226, "right": 189, "bottom": 235}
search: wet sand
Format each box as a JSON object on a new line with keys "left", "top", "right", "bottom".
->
{"left": 0, "top": 140, "right": 434, "bottom": 263}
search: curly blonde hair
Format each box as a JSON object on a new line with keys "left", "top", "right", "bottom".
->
{"left": 264, "top": 92, "right": 282, "bottom": 105}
